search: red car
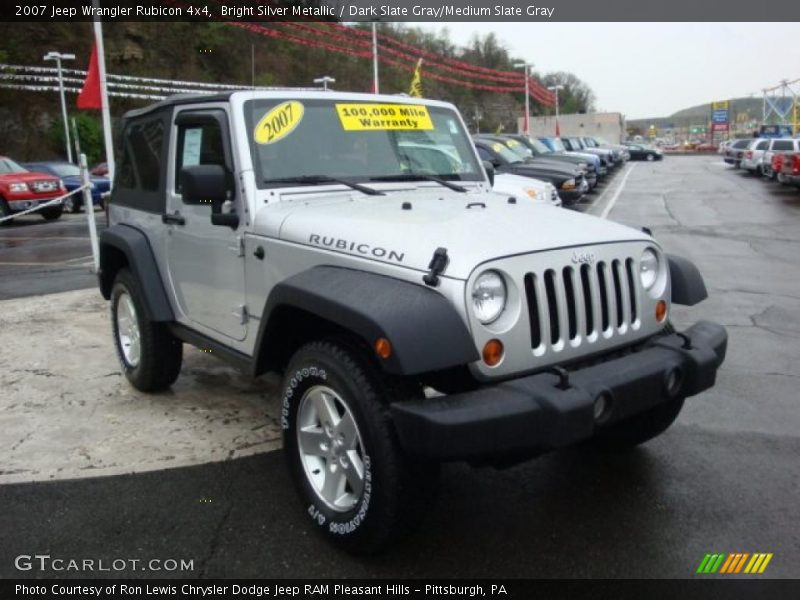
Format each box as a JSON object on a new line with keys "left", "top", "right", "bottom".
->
{"left": 779, "top": 153, "right": 800, "bottom": 189}
{"left": 0, "top": 156, "right": 65, "bottom": 223}
{"left": 90, "top": 162, "right": 108, "bottom": 177}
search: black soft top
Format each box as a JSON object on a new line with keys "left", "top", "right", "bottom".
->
{"left": 121, "top": 92, "right": 235, "bottom": 121}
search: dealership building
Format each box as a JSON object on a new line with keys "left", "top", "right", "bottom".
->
{"left": 518, "top": 112, "right": 626, "bottom": 143}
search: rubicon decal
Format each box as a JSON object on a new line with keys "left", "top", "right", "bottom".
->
{"left": 308, "top": 234, "right": 405, "bottom": 263}
{"left": 696, "top": 552, "right": 773, "bottom": 574}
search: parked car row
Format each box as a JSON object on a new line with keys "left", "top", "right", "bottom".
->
{"left": 0, "top": 156, "right": 110, "bottom": 225}
{"left": 473, "top": 134, "right": 629, "bottom": 207}
{"left": 723, "top": 136, "right": 800, "bottom": 190}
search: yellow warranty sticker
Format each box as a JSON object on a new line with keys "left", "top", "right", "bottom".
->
{"left": 507, "top": 139, "right": 520, "bottom": 147}
{"left": 254, "top": 101, "right": 304, "bottom": 145}
{"left": 335, "top": 103, "right": 434, "bottom": 131}
{"left": 492, "top": 143, "right": 505, "bottom": 153}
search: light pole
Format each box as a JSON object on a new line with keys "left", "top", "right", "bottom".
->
{"left": 44, "top": 51, "right": 76, "bottom": 163}
{"left": 371, "top": 21, "right": 379, "bottom": 94}
{"left": 548, "top": 84, "right": 564, "bottom": 136}
{"left": 313, "top": 76, "right": 335, "bottom": 91}
{"left": 514, "top": 62, "right": 531, "bottom": 135}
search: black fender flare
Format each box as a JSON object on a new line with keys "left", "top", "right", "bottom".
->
{"left": 98, "top": 224, "right": 175, "bottom": 322}
{"left": 667, "top": 254, "right": 708, "bottom": 306}
{"left": 254, "top": 266, "right": 479, "bottom": 376}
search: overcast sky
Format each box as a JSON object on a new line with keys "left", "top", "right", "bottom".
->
{"left": 415, "top": 22, "right": 799, "bottom": 119}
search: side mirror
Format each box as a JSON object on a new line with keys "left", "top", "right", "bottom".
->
{"left": 180, "top": 164, "right": 228, "bottom": 205}
{"left": 180, "top": 164, "right": 239, "bottom": 229}
{"left": 482, "top": 160, "right": 495, "bottom": 186}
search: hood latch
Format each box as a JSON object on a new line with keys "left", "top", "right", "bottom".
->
{"left": 423, "top": 247, "right": 449, "bottom": 287}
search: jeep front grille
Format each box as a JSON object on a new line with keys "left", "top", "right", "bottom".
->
{"left": 523, "top": 258, "right": 639, "bottom": 353}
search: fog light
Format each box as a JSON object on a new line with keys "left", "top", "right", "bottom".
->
{"left": 482, "top": 339, "right": 504, "bottom": 367}
{"left": 664, "top": 367, "right": 684, "bottom": 398}
{"left": 374, "top": 337, "right": 392, "bottom": 359}
{"left": 593, "top": 393, "right": 611, "bottom": 422}
{"left": 655, "top": 300, "right": 668, "bottom": 322}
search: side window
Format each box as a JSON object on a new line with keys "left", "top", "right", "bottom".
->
{"left": 117, "top": 119, "right": 164, "bottom": 191}
{"left": 756, "top": 140, "right": 769, "bottom": 151}
{"left": 476, "top": 147, "right": 492, "bottom": 161}
{"left": 772, "top": 140, "right": 792, "bottom": 151}
{"left": 174, "top": 117, "right": 228, "bottom": 195}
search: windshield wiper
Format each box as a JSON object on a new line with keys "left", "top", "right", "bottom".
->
{"left": 264, "top": 175, "right": 384, "bottom": 196}
{"left": 369, "top": 173, "right": 467, "bottom": 193}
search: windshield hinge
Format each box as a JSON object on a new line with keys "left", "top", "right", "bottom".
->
{"left": 423, "top": 247, "right": 449, "bottom": 287}
{"left": 234, "top": 304, "right": 249, "bottom": 325}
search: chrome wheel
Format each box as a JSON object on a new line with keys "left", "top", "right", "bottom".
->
{"left": 115, "top": 291, "right": 141, "bottom": 367}
{"left": 297, "top": 385, "right": 365, "bottom": 512}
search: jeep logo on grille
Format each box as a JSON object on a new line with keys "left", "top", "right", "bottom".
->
{"left": 571, "top": 251, "right": 596, "bottom": 265}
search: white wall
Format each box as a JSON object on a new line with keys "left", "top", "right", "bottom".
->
{"left": 518, "top": 113, "right": 626, "bottom": 144}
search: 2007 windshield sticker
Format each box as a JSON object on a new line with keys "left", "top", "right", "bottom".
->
{"left": 335, "top": 103, "right": 434, "bottom": 131}
{"left": 254, "top": 101, "right": 304, "bottom": 144}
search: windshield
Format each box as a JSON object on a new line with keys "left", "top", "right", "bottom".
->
{"left": 48, "top": 163, "right": 81, "bottom": 177}
{"left": 487, "top": 140, "right": 524, "bottom": 164}
{"left": 522, "top": 137, "right": 551, "bottom": 154}
{"left": 502, "top": 138, "right": 532, "bottom": 158}
{"left": 245, "top": 99, "right": 483, "bottom": 188}
{"left": 550, "top": 138, "right": 567, "bottom": 152}
{"left": 0, "top": 158, "right": 28, "bottom": 175}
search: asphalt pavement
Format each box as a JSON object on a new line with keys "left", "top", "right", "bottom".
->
{"left": 0, "top": 211, "right": 104, "bottom": 300}
{"left": 1, "top": 157, "right": 799, "bottom": 579}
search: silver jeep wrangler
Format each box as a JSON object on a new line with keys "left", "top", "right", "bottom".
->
{"left": 98, "top": 91, "right": 727, "bottom": 552}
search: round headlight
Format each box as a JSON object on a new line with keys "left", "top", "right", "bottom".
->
{"left": 640, "top": 248, "right": 659, "bottom": 291}
{"left": 472, "top": 270, "right": 507, "bottom": 324}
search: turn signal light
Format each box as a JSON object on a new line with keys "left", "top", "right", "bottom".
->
{"left": 482, "top": 339, "right": 504, "bottom": 366}
{"left": 374, "top": 337, "right": 392, "bottom": 359}
{"left": 655, "top": 300, "right": 668, "bottom": 322}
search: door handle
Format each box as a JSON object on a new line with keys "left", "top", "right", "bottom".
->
{"left": 162, "top": 212, "right": 185, "bottom": 226}
{"left": 253, "top": 246, "right": 265, "bottom": 260}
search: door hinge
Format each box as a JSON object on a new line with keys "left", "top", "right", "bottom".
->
{"left": 228, "top": 236, "right": 245, "bottom": 257}
{"left": 233, "top": 304, "right": 249, "bottom": 325}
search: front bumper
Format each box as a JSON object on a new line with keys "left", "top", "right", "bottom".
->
{"left": 391, "top": 321, "right": 727, "bottom": 461}
{"left": 7, "top": 196, "right": 62, "bottom": 212}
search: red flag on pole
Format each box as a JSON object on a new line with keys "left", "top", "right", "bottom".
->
{"left": 77, "top": 44, "right": 101, "bottom": 110}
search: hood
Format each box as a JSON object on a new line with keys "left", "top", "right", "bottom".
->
{"left": 261, "top": 187, "right": 649, "bottom": 279}
{"left": 0, "top": 171, "right": 59, "bottom": 184}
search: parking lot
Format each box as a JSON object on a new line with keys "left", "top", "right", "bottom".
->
{"left": 1, "top": 155, "right": 799, "bottom": 578}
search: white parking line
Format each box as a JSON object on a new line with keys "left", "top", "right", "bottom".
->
{"left": 0, "top": 236, "right": 91, "bottom": 241}
{"left": 0, "top": 255, "right": 93, "bottom": 267}
{"left": 600, "top": 163, "right": 637, "bottom": 219}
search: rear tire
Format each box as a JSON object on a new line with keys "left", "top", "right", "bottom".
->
{"left": 110, "top": 268, "right": 183, "bottom": 392}
{"left": 281, "top": 340, "right": 438, "bottom": 553}
{"left": 646, "top": 153, "right": 655, "bottom": 161}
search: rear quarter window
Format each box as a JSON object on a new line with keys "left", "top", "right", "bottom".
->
{"left": 113, "top": 111, "right": 170, "bottom": 213}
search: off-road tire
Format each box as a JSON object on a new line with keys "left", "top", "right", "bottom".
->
{"left": 110, "top": 268, "right": 182, "bottom": 392}
{"left": 41, "top": 206, "right": 64, "bottom": 221}
{"left": 281, "top": 340, "right": 438, "bottom": 553}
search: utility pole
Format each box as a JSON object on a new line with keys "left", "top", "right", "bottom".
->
{"left": 548, "top": 84, "right": 565, "bottom": 136}
{"left": 43, "top": 51, "right": 75, "bottom": 163}
{"left": 514, "top": 62, "right": 531, "bottom": 134}
{"left": 371, "top": 22, "right": 379, "bottom": 94}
